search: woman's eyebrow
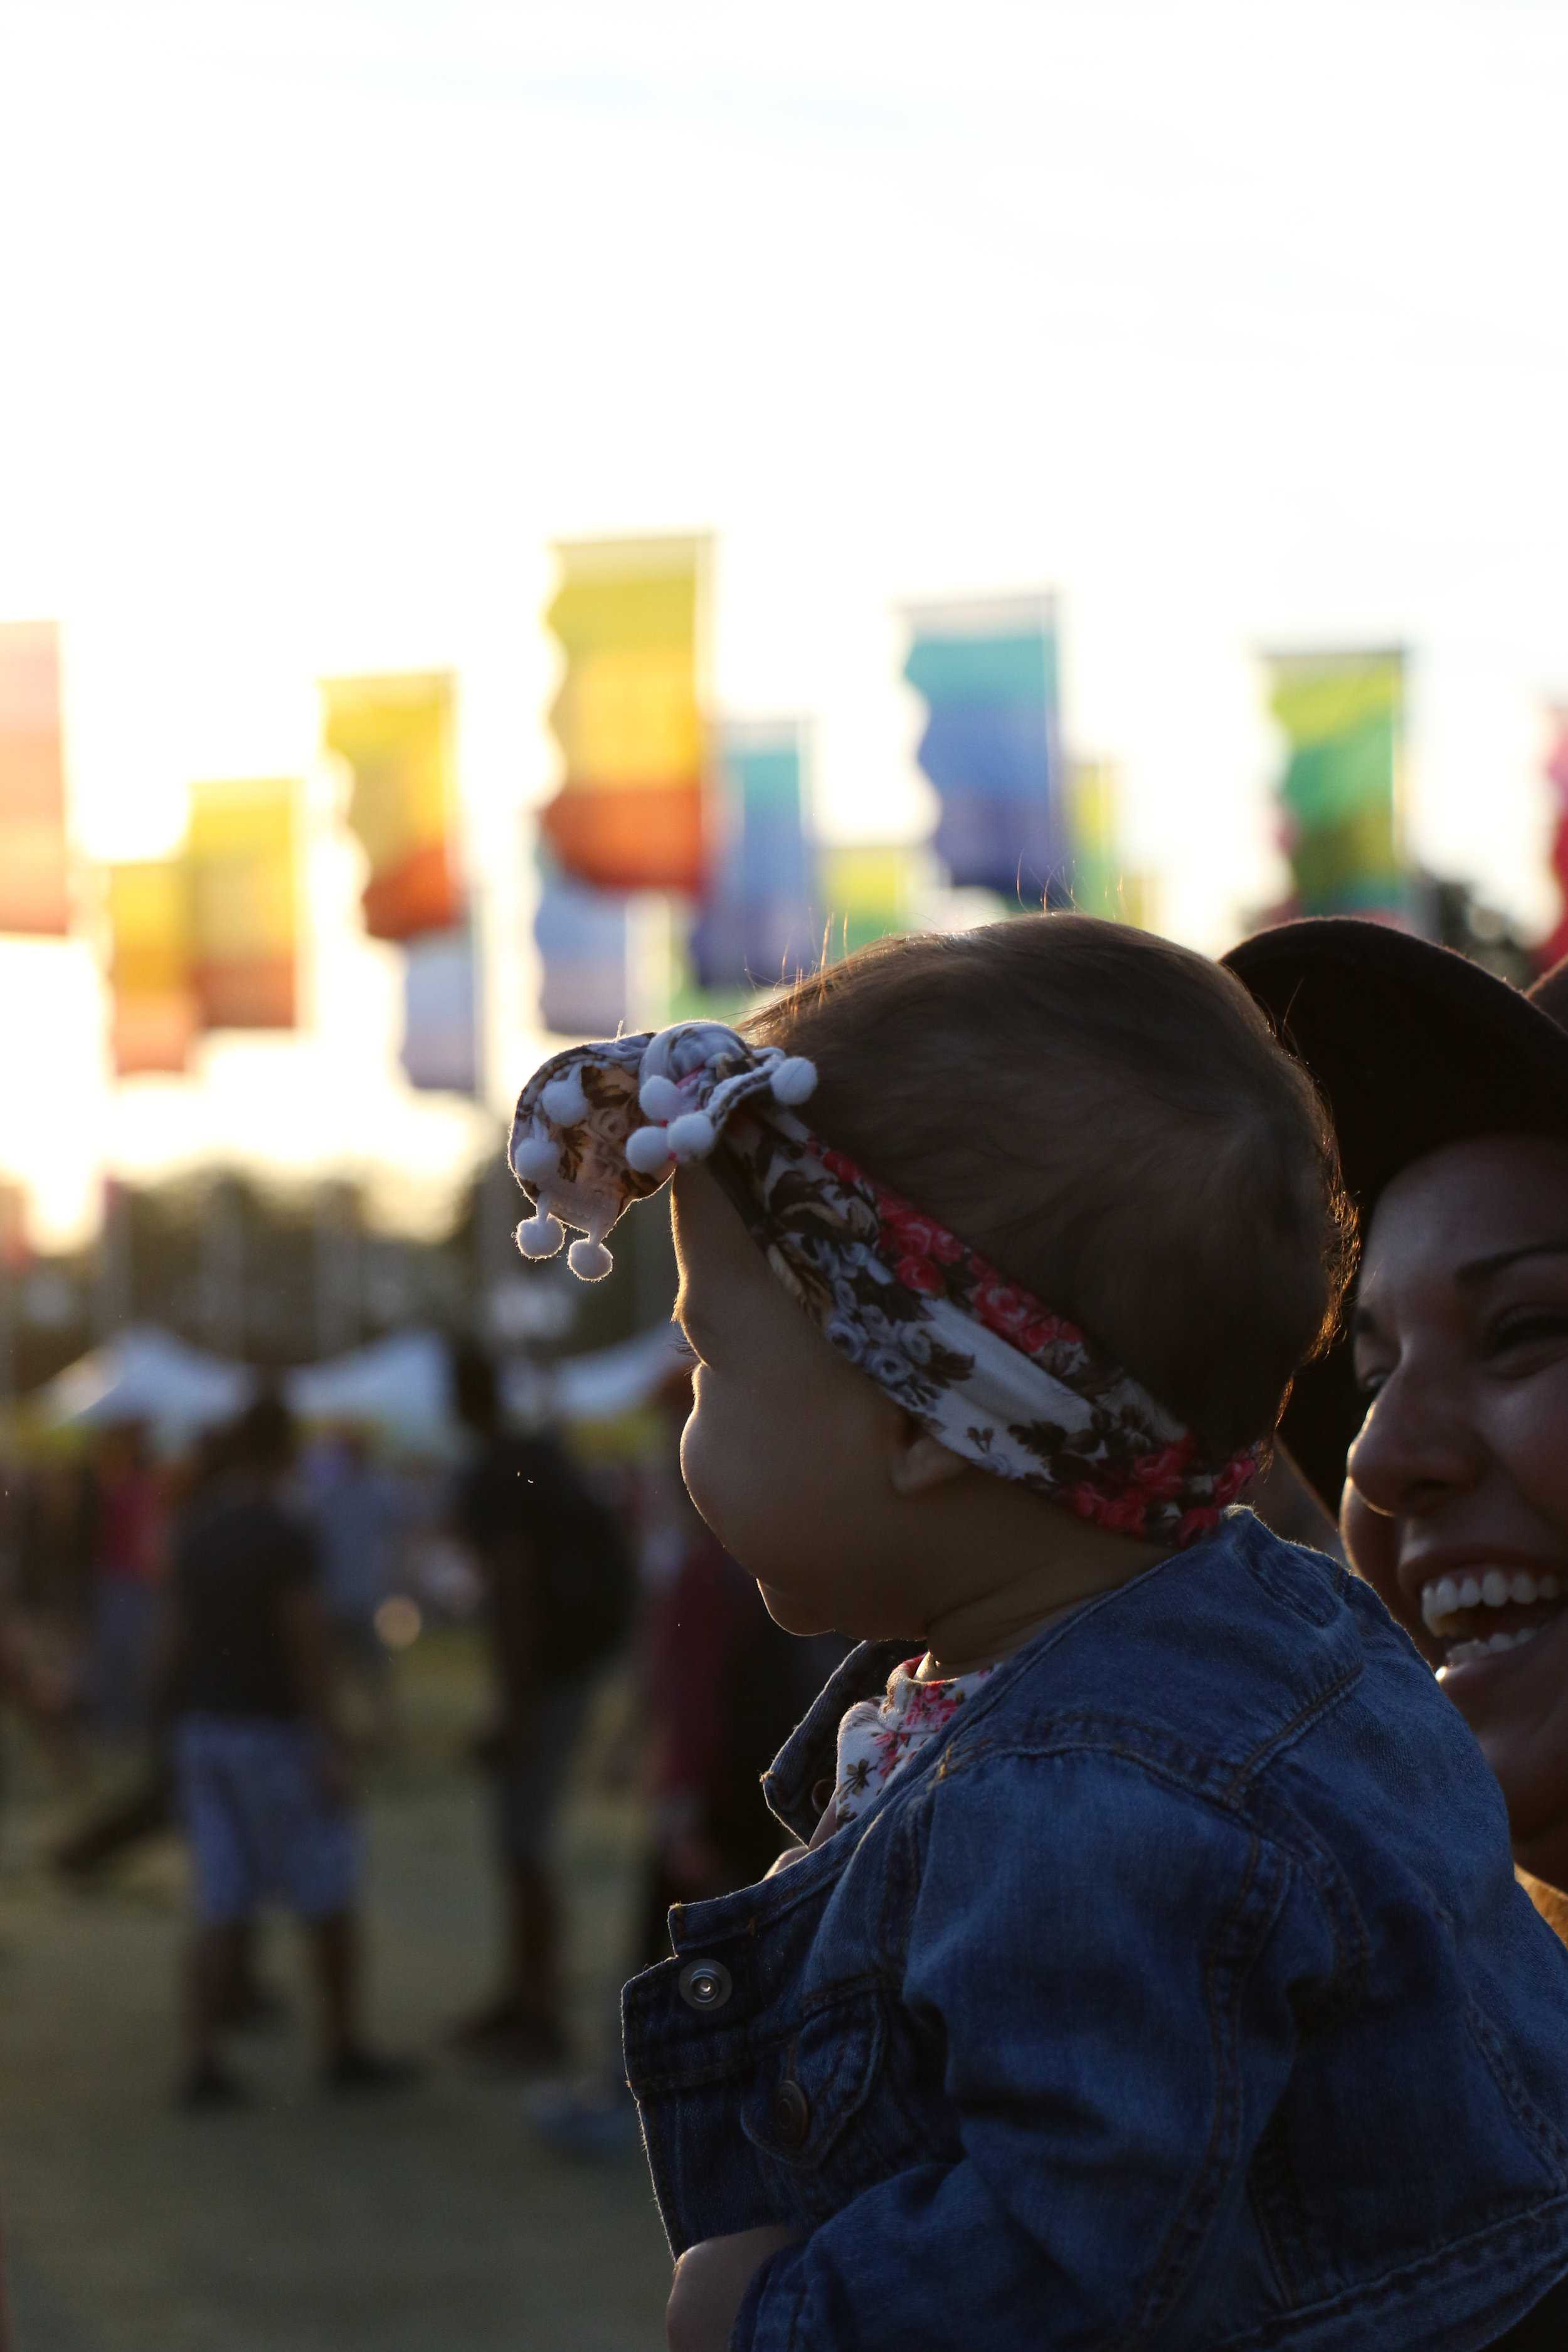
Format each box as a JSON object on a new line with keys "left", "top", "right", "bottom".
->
{"left": 1455, "top": 1241, "right": 1568, "bottom": 1288}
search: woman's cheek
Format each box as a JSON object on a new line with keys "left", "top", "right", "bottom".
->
{"left": 1500, "top": 1370, "right": 1568, "bottom": 1535}
{"left": 1342, "top": 1486, "right": 1397, "bottom": 1604}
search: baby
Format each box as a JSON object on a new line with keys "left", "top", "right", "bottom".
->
{"left": 511, "top": 916, "right": 1568, "bottom": 2352}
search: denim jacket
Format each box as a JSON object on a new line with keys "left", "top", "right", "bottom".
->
{"left": 622, "top": 1513, "right": 1568, "bottom": 2351}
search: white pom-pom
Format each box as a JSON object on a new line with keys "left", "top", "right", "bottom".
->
{"left": 770, "top": 1054, "right": 817, "bottom": 1106}
{"left": 511, "top": 1134, "right": 559, "bottom": 1183}
{"left": 541, "top": 1070, "right": 590, "bottom": 1125}
{"left": 568, "top": 1236, "right": 614, "bottom": 1281}
{"left": 516, "top": 1210, "right": 564, "bottom": 1261}
{"left": 638, "top": 1074, "right": 685, "bottom": 1121}
{"left": 626, "top": 1123, "right": 674, "bottom": 1174}
{"left": 667, "top": 1110, "right": 717, "bottom": 1160}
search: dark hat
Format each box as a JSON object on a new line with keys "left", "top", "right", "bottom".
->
{"left": 1221, "top": 918, "right": 1568, "bottom": 1511}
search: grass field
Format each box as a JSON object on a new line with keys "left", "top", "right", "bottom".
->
{"left": 0, "top": 1631, "right": 673, "bottom": 2352}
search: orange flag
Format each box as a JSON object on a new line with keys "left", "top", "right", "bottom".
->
{"left": 0, "top": 620, "right": 70, "bottom": 935}
{"left": 106, "top": 859, "right": 197, "bottom": 1074}
{"left": 323, "top": 672, "right": 461, "bottom": 940}
{"left": 541, "top": 537, "right": 707, "bottom": 893}
{"left": 187, "top": 780, "right": 300, "bottom": 1029}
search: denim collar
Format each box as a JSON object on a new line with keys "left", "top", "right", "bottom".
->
{"left": 758, "top": 1522, "right": 1258, "bottom": 1844}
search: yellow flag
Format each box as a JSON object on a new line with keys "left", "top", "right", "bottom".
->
{"left": 187, "top": 780, "right": 300, "bottom": 1029}
{"left": 541, "top": 538, "right": 707, "bottom": 892}
{"left": 819, "top": 843, "right": 918, "bottom": 957}
{"left": 1266, "top": 649, "right": 1405, "bottom": 916}
{"left": 106, "top": 860, "right": 196, "bottom": 1075}
{"left": 322, "top": 672, "right": 460, "bottom": 940}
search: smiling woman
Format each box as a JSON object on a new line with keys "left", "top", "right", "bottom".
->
{"left": 1225, "top": 921, "right": 1568, "bottom": 1924}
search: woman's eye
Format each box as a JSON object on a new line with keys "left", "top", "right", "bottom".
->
{"left": 1353, "top": 1363, "right": 1389, "bottom": 1400}
{"left": 669, "top": 1327, "right": 700, "bottom": 1367}
{"left": 1488, "top": 1311, "right": 1568, "bottom": 1359}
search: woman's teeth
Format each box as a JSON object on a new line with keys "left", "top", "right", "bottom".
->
{"left": 1421, "top": 1569, "right": 1560, "bottom": 1632}
{"left": 1420, "top": 1567, "right": 1565, "bottom": 1668}
{"left": 1443, "top": 1627, "right": 1544, "bottom": 1667}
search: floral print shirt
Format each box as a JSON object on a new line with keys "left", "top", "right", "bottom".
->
{"left": 834, "top": 1658, "right": 998, "bottom": 1826}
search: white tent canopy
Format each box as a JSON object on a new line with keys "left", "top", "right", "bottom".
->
{"left": 35, "top": 1321, "right": 688, "bottom": 1454}
{"left": 539, "top": 1322, "right": 689, "bottom": 1424}
{"left": 292, "top": 1322, "right": 690, "bottom": 1448}
{"left": 34, "top": 1326, "right": 254, "bottom": 1444}
{"left": 286, "top": 1330, "right": 458, "bottom": 1453}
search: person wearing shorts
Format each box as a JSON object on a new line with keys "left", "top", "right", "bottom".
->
{"left": 164, "top": 1394, "right": 411, "bottom": 2109}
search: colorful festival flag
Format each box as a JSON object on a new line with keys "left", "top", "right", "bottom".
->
{"left": 401, "top": 923, "right": 480, "bottom": 1094}
{"left": 818, "top": 842, "right": 919, "bottom": 959}
{"left": 1065, "top": 758, "right": 1152, "bottom": 926}
{"left": 689, "top": 720, "right": 818, "bottom": 990}
{"left": 541, "top": 536, "right": 707, "bottom": 894}
{"left": 902, "top": 595, "right": 1066, "bottom": 903}
{"left": 186, "top": 780, "right": 300, "bottom": 1030}
{"left": 105, "top": 860, "right": 196, "bottom": 1076}
{"left": 0, "top": 620, "right": 71, "bottom": 935}
{"left": 323, "top": 672, "right": 461, "bottom": 941}
{"left": 533, "top": 852, "right": 635, "bottom": 1039}
{"left": 1266, "top": 649, "right": 1406, "bottom": 918}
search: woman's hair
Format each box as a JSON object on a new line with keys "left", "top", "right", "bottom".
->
{"left": 743, "top": 915, "right": 1355, "bottom": 1455}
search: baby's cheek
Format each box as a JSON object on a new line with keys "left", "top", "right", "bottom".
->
{"left": 684, "top": 1391, "right": 804, "bottom": 1577}
{"left": 680, "top": 1388, "right": 756, "bottom": 1539}
{"left": 677, "top": 1397, "right": 721, "bottom": 1523}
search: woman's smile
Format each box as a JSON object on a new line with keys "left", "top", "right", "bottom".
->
{"left": 1408, "top": 1555, "right": 1568, "bottom": 1675}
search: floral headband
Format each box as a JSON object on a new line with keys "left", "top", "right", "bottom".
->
{"left": 510, "top": 1021, "right": 1257, "bottom": 1547}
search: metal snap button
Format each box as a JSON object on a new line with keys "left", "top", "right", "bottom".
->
{"left": 771, "top": 2077, "right": 810, "bottom": 2149}
{"left": 677, "top": 1957, "right": 733, "bottom": 2013}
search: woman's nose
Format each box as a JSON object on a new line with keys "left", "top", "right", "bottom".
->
{"left": 1345, "top": 1369, "right": 1483, "bottom": 1518}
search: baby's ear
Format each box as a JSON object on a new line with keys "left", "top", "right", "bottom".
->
{"left": 886, "top": 1420, "right": 969, "bottom": 1499}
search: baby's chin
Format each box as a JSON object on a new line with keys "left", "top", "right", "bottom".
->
{"left": 755, "top": 1581, "right": 839, "bottom": 1638}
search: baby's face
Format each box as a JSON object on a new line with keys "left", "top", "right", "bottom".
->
{"left": 670, "top": 1164, "right": 917, "bottom": 1639}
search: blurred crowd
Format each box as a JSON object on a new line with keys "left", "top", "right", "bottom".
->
{"left": 0, "top": 1344, "right": 832, "bottom": 2132}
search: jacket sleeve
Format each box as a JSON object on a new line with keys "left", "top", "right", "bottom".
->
{"left": 732, "top": 1749, "right": 1319, "bottom": 2352}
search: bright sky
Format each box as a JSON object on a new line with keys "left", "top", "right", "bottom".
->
{"left": 3, "top": 0, "right": 1567, "bottom": 1246}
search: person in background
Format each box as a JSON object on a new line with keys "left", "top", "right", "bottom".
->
{"left": 447, "top": 1339, "right": 635, "bottom": 2071}
{"left": 160, "top": 1391, "right": 412, "bottom": 2109}
{"left": 0, "top": 1602, "right": 77, "bottom": 1859}
{"left": 12, "top": 1449, "right": 95, "bottom": 1641}
{"left": 54, "top": 1419, "right": 230, "bottom": 1885}
{"left": 88, "top": 1419, "right": 164, "bottom": 1743}
{"left": 299, "top": 1426, "right": 403, "bottom": 1754}
{"left": 55, "top": 1420, "right": 283, "bottom": 2030}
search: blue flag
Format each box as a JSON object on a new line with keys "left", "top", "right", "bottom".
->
{"left": 690, "top": 720, "right": 818, "bottom": 990}
{"left": 903, "top": 596, "right": 1066, "bottom": 901}
{"left": 401, "top": 923, "right": 479, "bottom": 1094}
{"left": 534, "top": 852, "right": 634, "bottom": 1038}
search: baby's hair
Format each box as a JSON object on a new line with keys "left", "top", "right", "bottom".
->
{"left": 743, "top": 915, "right": 1355, "bottom": 1456}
